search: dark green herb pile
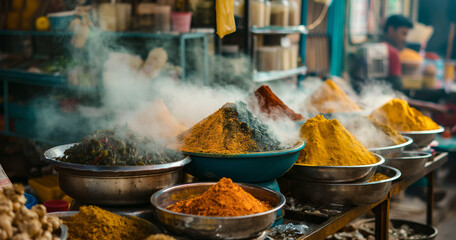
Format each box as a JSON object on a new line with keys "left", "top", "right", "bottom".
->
{"left": 57, "top": 126, "right": 183, "bottom": 166}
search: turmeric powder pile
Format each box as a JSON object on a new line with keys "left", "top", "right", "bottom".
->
{"left": 64, "top": 206, "right": 153, "bottom": 240}
{"left": 179, "top": 101, "right": 282, "bottom": 154}
{"left": 369, "top": 98, "right": 440, "bottom": 131}
{"left": 341, "top": 116, "right": 406, "bottom": 148}
{"left": 367, "top": 173, "right": 389, "bottom": 183}
{"left": 303, "top": 79, "right": 361, "bottom": 114}
{"left": 296, "top": 115, "right": 378, "bottom": 166}
{"left": 167, "top": 178, "right": 271, "bottom": 216}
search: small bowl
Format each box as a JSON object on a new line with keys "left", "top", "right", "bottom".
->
{"left": 401, "top": 126, "right": 444, "bottom": 149}
{"left": 358, "top": 219, "right": 438, "bottom": 240}
{"left": 384, "top": 151, "right": 432, "bottom": 180}
{"left": 286, "top": 154, "right": 385, "bottom": 183}
{"left": 368, "top": 136, "right": 413, "bottom": 158}
{"left": 150, "top": 182, "right": 286, "bottom": 239}
{"left": 183, "top": 140, "right": 304, "bottom": 182}
{"left": 42, "top": 143, "right": 191, "bottom": 205}
{"left": 289, "top": 165, "right": 401, "bottom": 205}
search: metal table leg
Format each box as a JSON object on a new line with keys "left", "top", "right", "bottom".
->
{"left": 373, "top": 198, "right": 390, "bottom": 240}
{"left": 426, "top": 171, "right": 435, "bottom": 226}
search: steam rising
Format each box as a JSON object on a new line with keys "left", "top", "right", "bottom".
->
{"left": 33, "top": 27, "right": 407, "bottom": 151}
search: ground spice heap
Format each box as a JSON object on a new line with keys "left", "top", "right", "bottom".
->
{"left": 369, "top": 98, "right": 440, "bottom": 131}
{"left": 367, "top": 173, "right": 389, "bottom": 183}
{"left": 342, "top": 116, "right": 406, "bottom": 148}
{"left": 167, "top": 177, "right": 271, "bottom": 216}
{"left": 296, "top": 115, "right": 378, "bottom": 166}
{"left": 64, "top": 205, "right": 153, "bottom": 240}
{"left": 249, "top": 85, "right": 304, "bottom": 121}
{"left": 179, "top": 101, "right": 282, "bottom": 154}
{"left": 303, "top": 79, "right": 361, "bottom": 114}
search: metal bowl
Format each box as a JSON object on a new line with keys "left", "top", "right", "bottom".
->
{"left": 289, "top": 165, "right": 401, "bottom": 205}
{"left": 48, "top": 211, "right": 161, "bottom": 238}
{"left": 384, "top": 151, "right": 432, "bottom": 180}
{"left": 358, "top": 219, "right": 438, "bottom": 240}
{"left": 368, "top": 136, "right": 413, "bottom": 158}
{"left": 183, "top": 140, "right": 304, "bottom": 182}
{"left": 286, "top": 154, "right": 385, "bottom": 183}
{"left": 150, "top": 182, "right": 286, "bottom": 239}
{"left": 42, "top": 143, "right": 191, "bottom": 205}
{"left": 401, "top": 126, "right": 444, "bottom": 149}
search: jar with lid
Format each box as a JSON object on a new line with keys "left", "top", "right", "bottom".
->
{"left": 288, "top": 0, "right": 300, "bottom": 26}
{"left": 270, "top": 0, "right": 289, "bottom": 27}
{"left": 250, "top": 0, "right": 265, "bottom": 27}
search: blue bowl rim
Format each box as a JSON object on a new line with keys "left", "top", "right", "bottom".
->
{"left": 182, "top": 139, "right": 304, "bottom": 158}
{"left": 150, "top": 182, "right": 286, "bottom": 220}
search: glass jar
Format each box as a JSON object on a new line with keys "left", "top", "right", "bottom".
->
{"left": 250, "top": 0, "right": 265, "bottom": 27}
{"left": 270, "top": 0, "right": 289, "bottom": 27}
{"left": 264, "top": 0, "right": 271, "bottom": 26}
{"left": 288, "top": 0, "right": 300, "bottom": 26}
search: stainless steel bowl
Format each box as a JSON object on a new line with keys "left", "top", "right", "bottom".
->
{"left": 285, "top": 154, "right": 385, "bottom": 183}
{"left": 289, "top": 165, "right": 401, "bottom": 205}
{"left": 42, "top": 143, "right": 191, "bottom": 205}
{"left": 384, "top": 151, "right": 432, "bottom": 180}
{"left": 150, "top": 182, "right": 286, "bottom": 239}
{"left": 401, "top": 126, "right": 444, "bottom": 149}
{"left": 368, "top": 136, "right": 413, "bottom": 158}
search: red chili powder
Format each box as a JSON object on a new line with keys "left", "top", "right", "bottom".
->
{"left": 250, "top": 85, "right": 304, "bottom": 121}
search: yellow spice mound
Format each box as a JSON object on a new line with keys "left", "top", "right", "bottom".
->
{"left": 305, "top": 79, "right": 361, "bottom": 114}
{"left": 367, "top": 173, "right": 389, "bottom": 183}
{"left": 369, "top": 98, "right": 440, "bottom": 131}
{"left": 296, "top": 115, "right": 378, "bottom": 166}
{"left": 64, "top": 206, "right": 152, "bottom": 240}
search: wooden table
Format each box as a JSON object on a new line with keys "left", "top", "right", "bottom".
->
{"left": 292, "top": 152, "right": 448, "bottom": 240}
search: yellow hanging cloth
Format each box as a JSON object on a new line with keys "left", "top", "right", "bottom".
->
{"left": 216, "top": 0, "right": 236, "bottom": 38}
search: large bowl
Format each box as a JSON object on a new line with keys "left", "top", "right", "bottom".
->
{"left": 358, "top": 219, "right": 438, "bottom": 240}
{"left": 401, "top": 126, "right": 444, "bottom": 149}
{"left": 150, "top": 182, "right": 286, "bottom": 239}
{"left": 286, "top": 154, "right": 385, "bottom": 183}
{"left": 368, "top": 136, "right": 413, "bottom": 158}
{"left": 384, "top": 151, "right": 432, "bottom": 180}
{"left": 289, "top": 165, "right": 401, "bottom": 205}
{"left": 183, "top": 140, "right": 304, "bottom": 182}
{"left": 42, "top": 143, "right": 191, "bottom": 205}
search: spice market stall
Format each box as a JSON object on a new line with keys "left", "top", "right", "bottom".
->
{"left": 35, "top": 80, "right": 449, "bottom": 240}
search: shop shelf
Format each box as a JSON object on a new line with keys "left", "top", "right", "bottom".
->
{"left": 0, "top": 30, "right": 206, "bottom": 39}
{"left": 251, "top": 26, "right": 308, "bottom": 35}
{"left": 0, "top": 69, "right": 67, "bottom": 86}
{"left": 253, "top": 65, "right": 307, "bottom": 83}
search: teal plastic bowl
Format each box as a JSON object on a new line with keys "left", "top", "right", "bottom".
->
{"left": 184, "top": 140, "right": 305, "bottom": 183}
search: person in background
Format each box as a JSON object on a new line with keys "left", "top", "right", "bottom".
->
{"left": 382, "top": 14, "right": 414, "bottom": 90}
